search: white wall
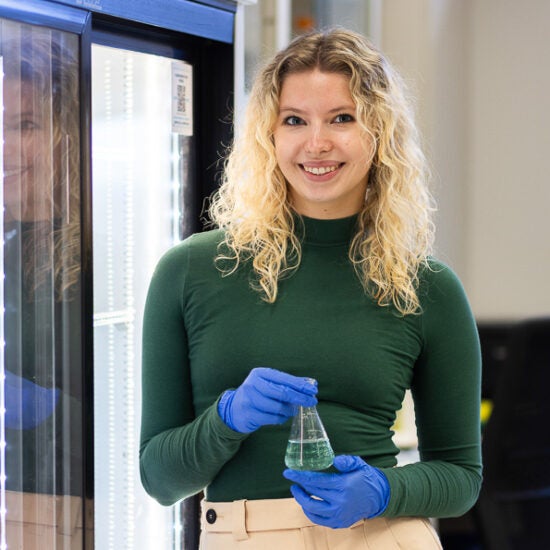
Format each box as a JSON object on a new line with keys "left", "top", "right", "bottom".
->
{"left": 467, "top": 0, "right": 550, "bottom": 320}
{"left": 379, "top": 0, "right": 550, "bottom": 321}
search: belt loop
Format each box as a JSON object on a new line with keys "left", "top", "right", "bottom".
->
{"left": 231, "top": 500, "right": 249, "bottom": 541}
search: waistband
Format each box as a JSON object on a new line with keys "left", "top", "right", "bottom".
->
{"left": 201, "top": 498, "right": 368, "bottom": 541}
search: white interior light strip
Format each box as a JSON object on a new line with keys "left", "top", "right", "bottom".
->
{"left": 123, "top": 52, "right": 136, "bottom": 549}
{"left": 0, "top": 54, "right": 7, "bottom": 550}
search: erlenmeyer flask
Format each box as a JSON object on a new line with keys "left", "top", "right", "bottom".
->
{"left": 285, "top": 405, "right": 335, "bottom": 471}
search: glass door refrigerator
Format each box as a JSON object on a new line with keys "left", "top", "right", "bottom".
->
{"left": 0, "top": 1, "right": 235, "bottom": 548}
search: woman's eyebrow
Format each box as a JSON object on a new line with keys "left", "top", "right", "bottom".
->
{"left": 279, "top": 105, "right": 356, "bottom": 114}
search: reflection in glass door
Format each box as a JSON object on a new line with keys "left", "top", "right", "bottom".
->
{"left": 1, "top": 19, "right": 85, "bottom": 550}
{"left": 92, "top": 44, "right": 192, "bottom": 549}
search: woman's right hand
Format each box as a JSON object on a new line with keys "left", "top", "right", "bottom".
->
{"left": 5, "top": 370, "right": 60, "bottom": 430}
{"left": 217, "top": 367, "right": 318, "bottom": 433}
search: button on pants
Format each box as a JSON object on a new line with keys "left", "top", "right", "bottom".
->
{"left": 200, "top": 498, "right": 442, "bottom": 549}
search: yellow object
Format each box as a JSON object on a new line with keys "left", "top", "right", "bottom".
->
{"left": 480, "top": 399, "right": 493, "bottom": 425}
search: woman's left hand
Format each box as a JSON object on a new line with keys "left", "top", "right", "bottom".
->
{"left": 283, "top": 455, "right": 390, "bottom": 529}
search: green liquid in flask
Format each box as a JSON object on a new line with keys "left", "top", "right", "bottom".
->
{"left": 285, "top": 438, "right": 335, "bottom": 471}
{"left": 284, "top": 405, "right": 335, "bottom": 471}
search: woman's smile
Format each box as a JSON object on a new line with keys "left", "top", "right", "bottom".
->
{"left": 300, "top": 161, "right": 344, "bottom": 178}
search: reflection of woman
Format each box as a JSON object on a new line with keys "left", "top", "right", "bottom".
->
{"left": 2, "top": 29, "right": 82, "bottom": 500}
{"left": 140, "top": 28, "right": 482, "bottom": 549}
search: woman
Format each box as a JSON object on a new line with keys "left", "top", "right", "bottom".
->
{"left": 140, "top": 28, "right": 482, "bottom": 549}
{"left": 3, "top": 28, "right": 84, "bottom": 549}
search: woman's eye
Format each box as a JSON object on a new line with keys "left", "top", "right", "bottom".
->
{"left": 333, "top": 113, "right": 354, "bottom": 124}
{"left": 20, "top": 119, "right": 39, "bottom": 131}
{"left": 283, "top": 115, "right": 304, "bottom": 126}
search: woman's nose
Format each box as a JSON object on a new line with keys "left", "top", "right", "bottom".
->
{"left": 304, "top": 125, "right": 332, "bottom": 155}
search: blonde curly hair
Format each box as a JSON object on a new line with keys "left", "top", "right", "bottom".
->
{"left": 3, "top": 30, "right": 81, "bottom": 300}
{"left": 209, "top": 27, "right": 435, "bottom": 315}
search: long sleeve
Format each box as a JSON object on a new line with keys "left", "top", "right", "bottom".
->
{"left": 139, "top": 241, "right": 247, "bottom": 506}
{"left": 381, "top": 262, "right": 483, "bottom": 517}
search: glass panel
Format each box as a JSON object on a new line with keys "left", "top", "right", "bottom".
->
{"left": 92, "top": 44, "right": 191, "bottom": 550}
{"left": 1, "top": 20, "right": 83, "bottom": 550}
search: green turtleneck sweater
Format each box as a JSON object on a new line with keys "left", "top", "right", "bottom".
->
{"left": 139, "top": 215, "right": 482, "bottom": 518}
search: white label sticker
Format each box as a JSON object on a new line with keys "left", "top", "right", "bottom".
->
{"left": 171, "top": 61, "right": 193, "bottom": 136}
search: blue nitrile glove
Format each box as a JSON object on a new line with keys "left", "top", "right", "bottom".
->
{"left": 217, "top": 367, "right": 318, "bottom": 433}
{"left": 5, "top": 370, "right": 60, "bottom": 430}
{"left": 283, "top": 454, "right": 390, "bottom": 528}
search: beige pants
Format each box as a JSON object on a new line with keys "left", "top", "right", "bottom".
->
{"left": 5, "top": 491, "right": 92, "bottom": 550}
{"left": 200, "top": 498, "right": 442, "bottom": 550}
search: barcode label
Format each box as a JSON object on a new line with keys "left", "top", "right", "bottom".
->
{"left": 171, "top": 61, "right": 193, "bottom": 135}
{"left": 176, "top": 83, "right": 186, "bottom": 115}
